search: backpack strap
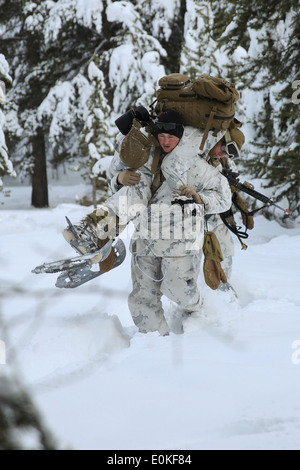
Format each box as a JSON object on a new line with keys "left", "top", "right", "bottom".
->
{"left": 224, "top": 130, "right": 231, "bottom": 144}
{"left": 199, "top": 107, "right": 216, "bottom": 150}
{"left": 151, "top": 146, "right": 162, "bottom": 175}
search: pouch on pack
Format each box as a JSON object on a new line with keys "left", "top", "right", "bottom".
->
{"left": 119, "top": 118, "right": 160, "bottom": 170}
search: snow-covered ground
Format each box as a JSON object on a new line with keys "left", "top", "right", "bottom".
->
{"left": 1, "top": 183, "right": 300, "bottom": 450}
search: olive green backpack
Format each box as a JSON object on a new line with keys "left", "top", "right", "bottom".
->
{"left": 117, "top": 73, "right": 243, "bottom": 171}
{"left": 151, "top": 73, "right": 241, "bottom": 150}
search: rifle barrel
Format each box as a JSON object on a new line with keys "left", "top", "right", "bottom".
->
{"left": 222, "top": 169, "right": 290, "bottom": 214}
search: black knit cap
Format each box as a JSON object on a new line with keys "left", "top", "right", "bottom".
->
{"left": 155, "top": 110, "right": 184, "bottom": 139}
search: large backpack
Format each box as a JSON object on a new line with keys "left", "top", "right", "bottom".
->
{"left": 151, "top": 73, "right": 241, "bottom": 150}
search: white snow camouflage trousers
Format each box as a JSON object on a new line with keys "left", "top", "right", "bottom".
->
{"left": 128, "top": 248, "right": 201, "bottom": 334}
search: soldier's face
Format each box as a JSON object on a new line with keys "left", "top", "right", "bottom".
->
{"left": 214, "top": 143, "right": 227, "bottom": 158}
{"left": 157, "top": 133, "right": 180, "bottom": 153}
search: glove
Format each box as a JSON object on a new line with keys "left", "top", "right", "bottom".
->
{"left": 203, "top": 259, "right": 227, "bottom": 290}
{"left": 180, "top": 185, "right": 204, "bottom": 204}
{"left": 117, "top": 170, "right": 141, "bottom": 186}
{"left": 234, "top": 193, "right": 254, "bottom": 230}
{"left": 242, "top": 213, "right": 254, "bottom": 230}
{"left": 202, "top": 232, "right": 227, "bottom": 290}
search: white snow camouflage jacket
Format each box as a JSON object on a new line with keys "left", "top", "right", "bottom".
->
{"left": 106, "top": 126, "right": 232, "bottom": 257}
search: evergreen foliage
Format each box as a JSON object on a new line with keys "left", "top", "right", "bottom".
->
{"left": 180, "top": 0, "right": 221, "bottom": 78}
{"left": 0, "top": 375, "right": 56, "bottom": 450}
{"left": 0, "top": 54, "right": 15, "bottom": 189}
{"left": 0, "top": 0, "right": 299, "bottom": 449}
{"left": 78, "top": 60, "right": 114, "bottom": 206}
{"left": 211, "top": 0, "right": 300, "bottom": 218}
{"left": 0, "top": 0, "right": 298, "bottom": 217}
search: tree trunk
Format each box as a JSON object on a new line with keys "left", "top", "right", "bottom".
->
{"left": 160, "top": 0, "right": 186, "bottom": 73}
{"left": 25, "top": 28, "right": 49, "bottom": 208}
{"left": 31, "top": 128, "right": 49, "bottom": 208}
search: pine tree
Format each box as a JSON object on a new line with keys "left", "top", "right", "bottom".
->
{"left": 0, "top": 0, "right": 51, "bottom": 207}
{"left": 0, "top": 0, "right": 172, "bottom": 205}
{"left": 0, "top": 373, "right": 56, "bottom": 450}
{"left": 0, "top": 54, "right": 15, "bottom": 190}
{"left": 0, "top": 0, "right": 113, "bottom": 206}
{"left": 180, "top": 0, "right": 222, "bottom": 78}
{"left": 78, "top": 60, "right": 114, "bottom": 207}
{"left": 139, "top": 0, "right": 186, "bottom": 75}
{"left": 211, "top": 0, "right": 300, "bottom": 219}
{"left": 104, "top": 0, "right": 167, "bottom": 112}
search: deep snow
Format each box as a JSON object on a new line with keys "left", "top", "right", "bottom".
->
{"left": 1, "top": 183, "right": 300, "bottom": 450}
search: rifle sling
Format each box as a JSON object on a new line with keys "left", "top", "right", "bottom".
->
{"left": 220, "top": 210, "right": 249, "bottom": 240}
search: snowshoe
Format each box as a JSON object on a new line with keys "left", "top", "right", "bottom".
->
{"left": 32, "top": 215, "right": 127, "bottom": 288}
{"left": 55, "top": 238, "right": 126, "bottom": 288}
{"left": 32, "top": 239, "right": 113, "bottom": 275}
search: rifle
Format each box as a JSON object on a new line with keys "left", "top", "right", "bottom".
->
{"left": 221, "top": 168, "right": 291, "bottom": 249}
{"left": 222, "top": 168, "right": 291, "bottom": 215}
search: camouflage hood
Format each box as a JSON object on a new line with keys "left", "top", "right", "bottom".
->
{"left": 161, "top": 126, "right": 227, "bottom": 195}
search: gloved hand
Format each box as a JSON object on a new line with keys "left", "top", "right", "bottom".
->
{"left": 233, "top": 193, "right": 254, "bottom": 230}
{"left": 180, "top": 185, "right": 204, "bottom": 204}
{"left": 117, "top": 170, "right": 141, "bottom": 186}
{"left": 241, "top": 212, "right": 254, "bottom": 230}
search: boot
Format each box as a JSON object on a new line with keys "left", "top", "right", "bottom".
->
{"left": 63, "top": 206, "right": 119, "bottom": 273}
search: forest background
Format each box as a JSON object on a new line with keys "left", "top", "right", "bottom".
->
{"left": 0, "top": 0, "right": 299, "bottom": 450}
{"left": 0, "top": 0, "right": 299, "bottom": 218}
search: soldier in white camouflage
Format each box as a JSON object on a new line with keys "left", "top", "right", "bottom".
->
{"left": 107, "top": 112, "right": 232, "bottom": 335}
{"left": 202, "top": 141, "right": 237, "bottom": 281}
{"left": 64, "top": 111, "right": 232, "bottom": 334}
{"left": 201, "top": 133, "right": 252, "bottom": 283}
